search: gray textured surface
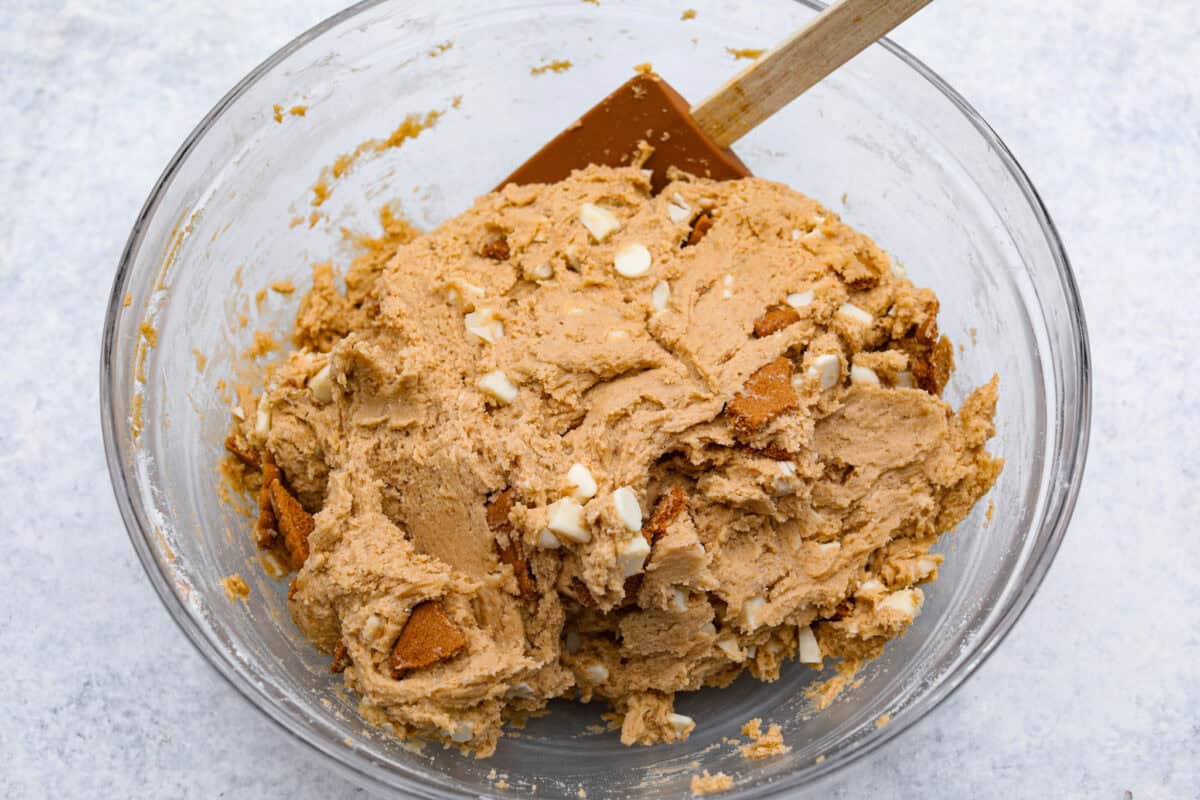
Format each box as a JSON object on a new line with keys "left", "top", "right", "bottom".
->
{"left": 1, "top": 1, "right": 1197, "bottom": 798}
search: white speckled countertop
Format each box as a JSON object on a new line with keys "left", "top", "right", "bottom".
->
{"left": 2, "top": 1, "right": 1197, "bottom": 797}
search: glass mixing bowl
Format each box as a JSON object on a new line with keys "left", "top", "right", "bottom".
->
{"left": 100, "top": 0, "right": 1090, "bottom": 796}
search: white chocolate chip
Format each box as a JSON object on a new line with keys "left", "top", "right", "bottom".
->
{"left": 895, "top": 370, "right": 915, "bottom": 388}
{"left": 531, "top": 263, "right": 554, "bottom": 280}
{"left": 786, "top": 290, "right": 814, "bottom": 309}
{"left": 667, "top": 713, "right": 695, "bottom": 737}
{"left": 564, "top": 629, "right": 582, "bottom": 653}
{"left": 879, "top": 588, "right": 923, "bottom": 619}
{"left": 916, "top": 557, "right": 938, "bottom": 579}
{"left": 888, "top": 253, "right": 906, "bottom": 279}
{"left": 536, "top": 528, "right": 561, "bottom": 549}
{"left": 614, "top": 242, "right": 652, "bottom": 278}
{"left": 667, "top": 193, "right": 691, "bottom": 224}
{"left": 640, "top": 168, "right": 653, "bottom": 181}
{"left": 669, "top": 588, "right": 688, "bottom": 613}
{"left": 547, "top": 498, "right": 590, "bottom": 543}
{"left": 230, "top": 405, "right": 245, "bottom": 421}
{"left": 450, "top": 721, "right": 474, "bottom": 743}
{"left": 817, "top": 541, "right": 841, "bottom": 556}
{"left": 699, "top": 622, "right": 717, "bottom": 636}
{"left": 858, "top": 578, "right": 885, "bottom": 595}
{"left": 773, "top": 460, "right": 798, "bottom": 496}
{"left": 743, "top": 596, "right": 765, "bottom": 630}
{"left": 507, "top": 682, "right": 535, "bottom": 699}
{"left": 464, "top": 307, "right": 504, "bottom": 343}
{"left": 807, "top": 353, "right": 840, "bottom": 391}
{"left": 308, "top": 364, "right": 333, "bottom": 403}
{"left": 362, "top": 613, "right": 384, "bottom": 642}
{"left": 797, "top": 625, "right": 822, "bottom": 664}
{"left": 837, "top": 302, "right": 873, "bottom": 327}
{"left": 850, "top": 365, "right": 880, "bottom": 385}
{"left": 651, "top": 280, "right": 670, "bottom": 312}
{"left": 668, "top": 202, "right": 691, "bottom": 224}
{"left": 579, "top": 202, "right": 621, "bottom": 242}
{"left": 617, "top": 534, "right": 651, "bottom": 577}
{"left": 566, "top": 463, "right": 597, "bottom": 501}
{"left": 716, "top": 636, "right": 744, "bottom": 661}
{"left": 254, "top": 399, "right": 272, "bottom": 438}
{"left": 612, "top": 487, "right": 643, "bottom": 532}
{"left": 583, "top": 663, "right": 609, "bottom": 683}
{"left": 477, "top": 370, "right": 518, "bottom": 405}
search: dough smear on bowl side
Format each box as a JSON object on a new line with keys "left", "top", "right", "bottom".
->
{"left": 223, "top": 166, "right": 1002, "bottom": 756}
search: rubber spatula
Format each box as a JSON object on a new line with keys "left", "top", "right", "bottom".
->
{"left": 499, "top": 0, "right": 932, "bottom": 194}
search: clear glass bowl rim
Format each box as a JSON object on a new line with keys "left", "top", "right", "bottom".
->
{"left": 99, "top": 1, "right": 1092, "bottom": 796}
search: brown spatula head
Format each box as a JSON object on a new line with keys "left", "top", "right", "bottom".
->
{"left": 498, "top": 72, "right": 751, "bottom": 195}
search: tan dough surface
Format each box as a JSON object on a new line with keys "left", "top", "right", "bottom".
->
{"left": 230, "top": 166, "right": 1002, "bottom": 757}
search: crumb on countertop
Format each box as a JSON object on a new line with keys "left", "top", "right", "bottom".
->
{"left": 531, "top": 59, "right": 573, "bottom": 76}
{"left": 726, "top": 47, "right": 765, "bottom": 60}
{"left": 691, "top": 770, "right": 733, "bottom": 796}
{"left": 221, "top": 573, "right": 251, "bottom": 601}
{"left": 740, "top": 718, "right": 791, "bottom": 760}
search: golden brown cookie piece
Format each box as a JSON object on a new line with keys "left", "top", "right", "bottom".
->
{"left": 685, "top": 212, "right": 714, "bottom": 247}
{"left": 646, "top": 485, "right": 688, "bottom": 543}
{"left": 255, "top": 451, "right": 280, "bottom": 548}
{"left": 268, "top": 479, "right": 314, "bottom": 570}
{"left": 330, "top": 640, "right": 351, "bottom": 674}
{"left": 389, "top": 601, "right": 468, "bottom": 678}
{"left": 752, "top": 305, "right": 801, "bottom": 338}
{"left": 224, "top": 435, "right": 259, "bottom": 469}
{"left": 725, "top": 357, "right": 799, "bottom": 436}
{"left": 479, "top": 231, "right": 511, "bottom": 261}
{"left": 620, "top": 486, "right": 689, "bottom": 607}
{"left": 488, "top": 490, "right": 536, "bottom": 598}
{"left": 743, "top": 443, "right": 795, "bottom": 461}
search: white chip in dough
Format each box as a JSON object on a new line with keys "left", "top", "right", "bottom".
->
{"left": 547, "top": 498, "right": 590, "bottom": 543}
{"left": 850, "top": 365, "right": 880, "bottom": 385}
{"left": 743, "top": 596, "right": 765, "bottom": 630}
{"left": 614, "top": 242, "right": 652, "bottom": 277}
{"left": 566, "top": 463, "right": 597, "bottom": 501}
{"left": 617, "top": 534, "right": 651, "bottom": 577}
{"left": 464, "top": 307, "right": 504, "bottom": 343}
{"left": 837, "top": 302, "right": 873, "bottom": 327}
{"left": 307, "top": 364, "right": 333, "bottom": 403}
{"left": 584, "top": 663, "right": 609, "bottom": 683}
{"left": 477, "top": 370, "right": 518, "bottom": 405}
{"left": 612, "top": 487, "right": 643, "bottom": 531}
{"left": 579, "top": 202, "right": 621, "bottom": 242}
{"left": 797, "top": 625, "right": 822, "bottom": 664}
{"left": 807, "top": 354, "right": 840, "bottom": 391}
{"left": 651, "top": 280, "right": 670, "bottom": 311}
{"left": 667, "top": 713, "right": 695, "bottom": 737}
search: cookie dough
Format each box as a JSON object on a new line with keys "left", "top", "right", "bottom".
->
{"left": 226, "top": 166, "right": 1001, "bottom": 757}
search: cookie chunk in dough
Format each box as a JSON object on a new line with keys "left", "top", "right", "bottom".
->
{"left": 226, "top": 166, "right": 1001, "bottom": 756}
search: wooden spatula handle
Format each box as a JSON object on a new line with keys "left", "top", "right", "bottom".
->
{"left": 690, "top": 0, "right": 934, "bottom": 147}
